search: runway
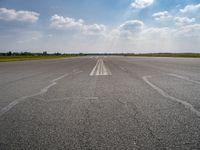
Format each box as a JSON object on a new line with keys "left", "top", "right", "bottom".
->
{"left": 0, "top": 56, "right": 200, "bottom": 149}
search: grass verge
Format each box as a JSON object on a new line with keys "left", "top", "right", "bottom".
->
{"left": 125, "top": 53, "right": 200, "bottom": 58}
{"left": 0, "top": 56, "right": 74, "bottom": 62}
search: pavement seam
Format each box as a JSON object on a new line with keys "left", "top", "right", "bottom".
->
{"left": 143, "top": 75, "right": 200, "bottom": 117}
{"left": 0, "top": 70, "right": 82, "bottom": 117}
{"left": 168, "top": 73, "right": 200, "bottom": 85}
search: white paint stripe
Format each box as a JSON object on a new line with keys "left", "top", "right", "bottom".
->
{"left": 95, "top": 59, "right": 102, "bottom": 76}
{"left": 100, "top": 59, "right": 103, "bottom": 75}
{"left": 168, "top": 73, "right": 200, "bottom": 85}
{"left": 99, "top": 60, "right": 102, "bottom": 75}
{"left": 0, "top": 70, "right": 82, "bottom": 117}
{"left": 90, "top": 59, "right": 99, "bottom": 76}
{"left": 101, "top": 60, "right": 106, "bottom": 75}
{"left": 96, "top": 60, "right": 101, "bottom": 74}
{"left": 96, "top": 60, "right": 101, "bottom": 75}
{"left": 90, "top": 59, "right": 112, "bottom": 76}
{"left": 101, "top": 59, "right": 110, "bottom": 75}
{"left": 104, "top": 62, "right": 112, "bottom": 75}
{"left": 102, "top": 61, "right": 107, "bottom": 75}
{"left": 143, "top": 76, "right": 200, "bottom": 117}
{"left": 105, "top": 62, "right": 112, "bottom": 75}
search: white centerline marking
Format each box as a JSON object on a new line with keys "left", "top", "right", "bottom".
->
{"left": 0, "top": 70, "right": 82, "bottom": 117}
{"left": 168, "top": 73, "right": 200, "bottom": 85}
{"left": 90, "top": 59, "right": 112, "bottom": 76}
{"left": 90, "top": 59, "right": 99, "bottom": 76}
{"left": 143, "top": 75, "right": 200, "bottom": 117}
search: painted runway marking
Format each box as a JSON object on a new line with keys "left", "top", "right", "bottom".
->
{"left": 90, "top": 59, "right": 112, "bottom": 76}
{"left": 143, "top": 75, "right": 200, "bottom": 117}
{"left": 0, "top": 70, "right": 82, "bottom": 117}
{"left": 168, "top": 73, "right": 200, "bottom": 85}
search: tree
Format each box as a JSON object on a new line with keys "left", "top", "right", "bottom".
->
{"left": 7, "top": 51, "right": 12, "bottom": 56}
{"left": 43, "top": 51, "right": 47, "bottom": 55}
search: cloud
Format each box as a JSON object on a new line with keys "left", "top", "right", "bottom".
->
{"left": 131, "top": 0, "right": 154, "bottom": 9}
{"left": 180, "top": 3, "right": 200, "bottom": 13}
{"left": 152, "top": 10, "right": 196, "bottom": 26}
{"left": 152, "top": 11, "right": 172, "bottom": 21}
{"left": 50, "top": 14, "right": 106, "bottom": 35}
{"left": 142, "top": 27, "right": 173, "bottom": 39}
{"left": 108, "top": 19, "right": 200, "bottom": 52}
{"left": 174, "top": 24, "right": 200, "bottom": 38}
{"left": 50, "top": 14, "right": 84, "bottom": 30}
{"left": 84, "top": 24, "right": 106, "bottom": 35}
{"left": 119, "top": 20, "right": 144, "bottom": 33}
{"left": 0, "top": 8, "right": 39, "bottom": 23}
{"left": 109, "top": 20, "right": 145, "bottom": 40}
{"left": 174, "top": 17, "right": 195, "bottom": 26}
{"left": 141, "top": 24, "right": 200, "bottom": 40}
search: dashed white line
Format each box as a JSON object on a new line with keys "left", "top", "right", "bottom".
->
{"left": 0, "top": 70, "right": 82, "bottom": 117}
{"left": 143, "top": 75, "right": 200, "bottom": 117}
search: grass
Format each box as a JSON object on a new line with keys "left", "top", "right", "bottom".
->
{"left": 125, "top": 53, "right": 200, "bottom": 58}
{"left": 0, "top": 55, "right": 73, "bottom": 62}
{"left": 1, "top": 53, "right": 200, "bottom": 62}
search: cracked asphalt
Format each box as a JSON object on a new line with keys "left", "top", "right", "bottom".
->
{"left": 0, "top": 56, "right": 200, "bottom": 149}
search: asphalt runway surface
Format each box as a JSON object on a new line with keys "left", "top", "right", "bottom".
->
{"left": 0, "top": 56, "right": 200, "bottom": 149}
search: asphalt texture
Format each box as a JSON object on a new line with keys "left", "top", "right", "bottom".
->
{"left": 0, "top": 56, "right": 200, "bottom": 150}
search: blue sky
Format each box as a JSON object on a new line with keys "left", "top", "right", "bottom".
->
{"left": 0, "top": 0, "right": 200, "bottom": 53}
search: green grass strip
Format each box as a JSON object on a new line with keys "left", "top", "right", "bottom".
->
{"left": 0, "top": 56, "right": 73, "bottom": 62}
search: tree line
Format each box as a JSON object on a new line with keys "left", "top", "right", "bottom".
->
{"left": 0, "top": 51, "right": 86, "bottom": 56}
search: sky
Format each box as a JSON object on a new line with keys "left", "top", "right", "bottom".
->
{"left": 0, "top": 0, "right": 200, "bottom": 53}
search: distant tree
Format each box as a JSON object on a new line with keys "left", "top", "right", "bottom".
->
{"left": 43, "top": 51, "right": 48, "bottom": 55}
{"left": 54, "top": 52, "right": 61, "bottom": 56}
{"left": 7, "top": 51, "right": 12, "bottom": 56}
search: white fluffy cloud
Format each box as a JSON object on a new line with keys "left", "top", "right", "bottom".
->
{"left": 174, "top": 17, "right": 195, "bottom": 26}
{"left": 180, "top": 3, "right": 200, "bottom": 13}
{"left": 84, "top": 24, "right": 106, "bottom": 35}
{"left": 141, "top": 24, "right": 200, "bottom": 40}
{"left": 50, "top": 15, "right": 84, "bottom": 30}
{"left": 119, "top": 20, "right": 144, "bottom": 33}
{"left": 152, "top": 11, "right": 172, "bottom": 21}
{"left": 131, "top": 0, "right": 154, "bottom": 9}
{"left": 107, "top": 20, "right": 145, "bottom": 40}
{"left": 152, "top": 9, "right": 196, "bottom": 27}
{"left": 0, "top": 8, "right": 39, "bottom": 23}
{"left": 2, "top": 5, "right": 199, "bottom": 53}
{"left": 108, "top": 18, "right": 200, "bottom": 52}
{"left": 50, "top": 14, "right": 106, "bottom": 35}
